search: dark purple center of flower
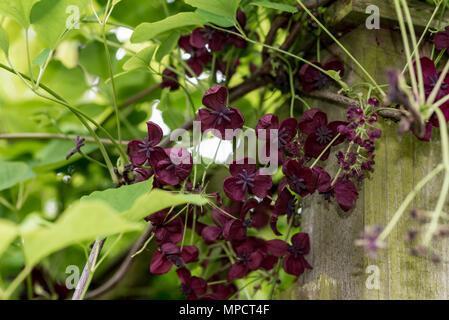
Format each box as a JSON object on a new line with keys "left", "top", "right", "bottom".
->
{"left": 237, "top": 248, "right": 251, "bottom": 265}
{"left": 316, "top": 126, "right": 333, "bottom": 145}
{"left": 211, "top": 107, "right": 234, "bottom": 125}
{"left": 181, "top": 283, "right": 192, "bottom": 296}
{"left": 277, "top": 127, "right": 290, "bottom": 147}
{"left": 288, "top": 242, "right": 306, "bottom": 259}
{"left": 235, "top": 169, "right": 256, "bottom": 191}
{"left": 315, "top": 72, "right": 328, "bottom": 89}
{"left": 429, "top": 73, "right": 448, "bottom": 91}
{"left": 287, "top": 198, "right": 297, "bottom": 218}
{"left": 137, "top": 137, "right": 156, "bottom": 158}
{"left": 243, "top": 217, "right": 253, "bottom": 231}
{"left": 290, "top": 174, "right": 306, "bottom": 194}
{"left": 167, "top": 254, "right": 184, "bottom": 268}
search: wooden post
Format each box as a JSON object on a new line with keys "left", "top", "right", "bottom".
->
{"left": 283, "top": 0, "right": 449, "bottom": 299}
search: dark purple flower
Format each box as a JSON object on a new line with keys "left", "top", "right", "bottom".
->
{"left": 226, "top": 10, "right": 249, "bottom": 49}
{"left": 266, "top": 233, "right": 312, "bottom": 277}
{"left": 160, "top": 68, "right": 180, "bottom": 91}
{"left": 222, "top": 198, "right": 269, "bottom": 241}
{"left": 299, "top": 109, "right": 346, "bottom": 160}
{"left": 190, "top": 27, "right": 227, "bottom": 52}
{"left": 207, "top": 274, "right": 237, "bottom": 299}
{"left": 256, "top": 114, "right": 298, "bottom": 151}
{"left": 320, "top": 178, "right": 359, "bottom": 212}
{"left": 299, "top": 58, "right": 344, "bottom": 93}
{"left": 201, "top": 207, "right": 233, "bottom": 244}
{"left": 282, "top": 160, "right": 317, "bottom": 197}
{"left": 153, "top": 148, "right": 192, "bottom": 186}
{"left": 198, "top": 85, "right": 245, "bottom": 139}
{"left": 146, "top": 209, "right": 184, "bottom": 245}
{"left": 227, "top": 240, "right": 264, "bottom": 281}
{"left": 150, "top": 243, "right": 198, "bottom": 275}
{"left": 126, "top": 121, "right": 166, "bottom": 166}
{"left": 177, "top": 268, "right": 208, "bottom": 300}
{"left": 179, "top": 35, "right": 212, "bottom": 76}
{"left": 434, "top": 26, "right": 449, "bottom": 51}
{"left": 66, "top": 136, "right": 85, "bottom": 160}
{"left": 223, "top": 158, "right": 272, "bottom": 202}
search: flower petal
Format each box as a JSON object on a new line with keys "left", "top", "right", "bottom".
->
{"left": 181, "top": 245, "right": 199, "bottom": 264}
{"left": 146, "top": 121, "right": 163, "bottom": 145}
{"left": 202, "top": 85, "right": 228, "bottom": 111}
{"left": 223, "top": 176, "right": 248, "bottom": 202}
{"left": 126, "top": 139, "right": 147, "bottom": 166}
{"left": 251, "top": 174, "right": 272, "bottom": 199}
{"left": 298, "top": 109, "right": 328, "bottom": 135}
{"left": 266, "top": 239, "right": 289, "bottom": 257}
{"left": 227, "top": 262, "right": 248, "bottom": 281}
{"left": 150, "top": 251, "right": 173, "bottom": 275}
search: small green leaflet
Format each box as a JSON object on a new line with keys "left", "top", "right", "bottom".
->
{"left": 22, "top": 200, "right": 143, "bottom": 266}
{"left": 81, "top": 178, "right": 153, "bottom": 213}
{"left": 0, "top": 26, "right": 9, "bottom": 56}
{"left": 0, "top": 0, "right": 39, "bottom": 28}
{"left": 121, "top": 189, "right": 208, "bottom": 221}
{"left": 131, "top": 12, "right": 206, "bottom": 43}
{"left": 33, "top": 48, "right": 51, "bottom": 67}
{"left": 123, "top": 46, "right": 156, "bottom": 71}
{"left": 0, "top": 220, "right": 18, "bottom": 258}
{"left": 185, "top": 0, "right": 241, "bottom": 26}
{"left": 250, "top": 0, "right": 297, "bottom": 13}
{"left": 0, "top": 161, "right": 36, "bottom": 191}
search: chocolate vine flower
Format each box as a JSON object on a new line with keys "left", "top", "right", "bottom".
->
{"left": 197, "top": 85, "right": 245, "bottom": 139}
{"left": 146, "top": 209, "right": 184, "bottom": 245}
{"left": 223, "top": 158, "right": 272, "bottom": 202}
{"left": 177, "top": 268, "right": 208, "bottom": 300}
{"left": 299, "top": 58, "right": 344, "bottom": 93}
{"left": 256, "top": 114, "right": 298, "bottom": 157}
{"left": 320, "top": 178, "right": 359, "bottom": 212}
{"left": 417, "top": 57, "right": 449, "bottom": 126}
{"left": 126, "top": 121, "right": 166, "bottom": 166}
{"left": 160, "top": 68, "right": 180, "bottom": 91}
{"left": 222, "top": 198, "right": 270, "bottom": 241}
{"left": 227, "top": 241, "right": 264, "bottom": 281}
{"left": 190, "top": 26, "right": 228, "bottom": 52}
{"left": 434, "top": 26, "right": 449, "bottom": 51}
{"left": 299, "top": 108, "right": 346, "bottom": 160}
{"left": 282, "top": 159, "right": 317, "bottom": 197}
{"left": 207, "top": 274, "right": 237, "bottom": 299}
{"left": 150, "top": 243, "right": 199, "bottom": 275}
{"left": 179, "top": 35, "right": 212, "bottom": 76}
{"left": 201, "top": 207, "right": 233, "bottom": 244}
{"left": 153, "top": 148, "right": 193, "bottom": 186}
{"left": 271, "top": 185, "right": 297, "bottom": 236}
{"left": 266, "top": 233, "right": 312, "bottom": 277}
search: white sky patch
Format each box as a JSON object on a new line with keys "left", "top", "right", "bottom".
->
{"left": 111, "top": 27, "right": 134, "bottom": 42}
{"left": 115, "top": 48, "right": 126, "bottom": 60}
{"left": 149, "top": 102, "right": 171, "bottom": 136}
{"left": 199, "top": 137, "right": 233, "bottom": 164}
{"left": 186, "top": 72, "right": 209, "bottom": 86}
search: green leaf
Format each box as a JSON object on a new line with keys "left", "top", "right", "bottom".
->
{"left": 131, "top": 12, "right": 206, "bottom": 43}
{"left": 184, "top": 0, "right": 240, "bottom": 25}
{"left": 0, "top": 220, "right": 18, "bottom": 258}
{"left": 0, "top": 161, "right": 36, "bottom": 191}
{"left": 30, "top": 0, "right": 89, "bottom": 49}
{"left": 155, "top": 31, "right": 180, "bottom": 62}
{"left": 325, "top": 70, "right": 349, "bottom": 91}
{"left": 33, "top": 48, "right": 51, "bottom": 67}
{"left": 122, "top": 189, "right": 208, "bottom": 221}
{"left": 81, "top": 178, "right": 153, "bottom": 213}
{"left": 0, "top": 25, "right": 9, "bottom": 56}
{"left": 22, "top": 200, "right": 142, "bottom": 266}
{"left": 79, "top": 40, "right": 118, "bottom": 79}
{"left": 250, "top": 0, "right": 297, "bottom": 13}
{"left": 0, "top": 0, "right": 39, "bottom": 28}
{"left": 122, "top": 46, "right": 156, "bottom": 71}
{"left": 195, "top": 9, "right": 234, "bottom": 28}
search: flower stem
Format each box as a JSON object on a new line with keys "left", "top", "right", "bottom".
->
{"left": 310, "top": 133, "right": 341, "bottom": 169}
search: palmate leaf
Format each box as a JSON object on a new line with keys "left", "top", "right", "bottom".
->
{"left": 131, "top": 12, "right": 206, "bottom": 43}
